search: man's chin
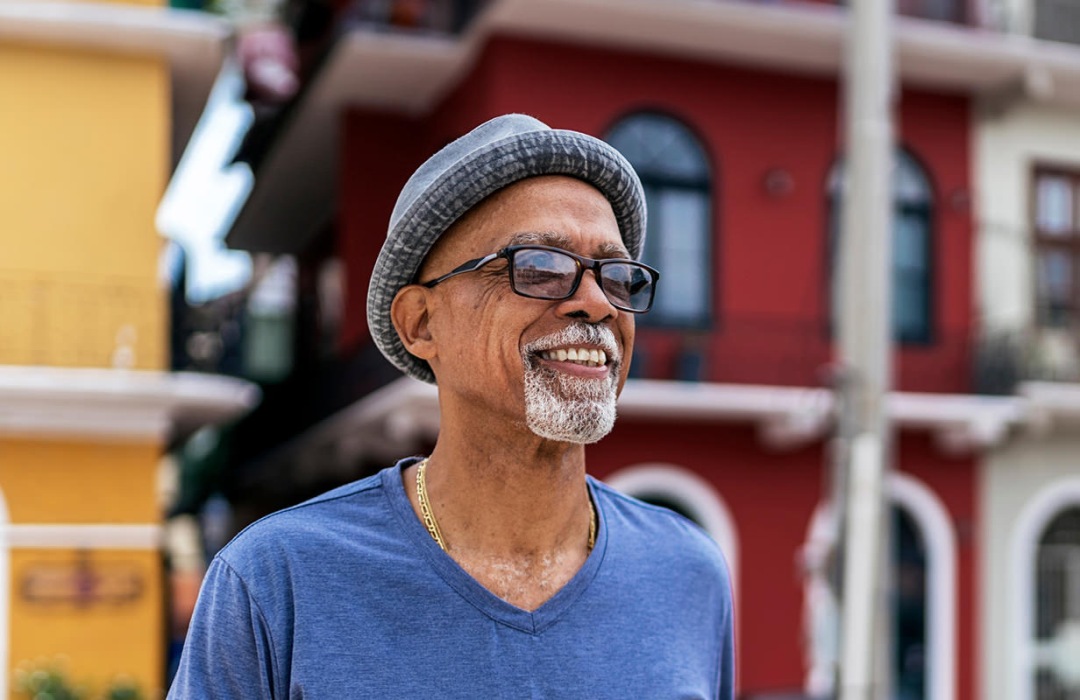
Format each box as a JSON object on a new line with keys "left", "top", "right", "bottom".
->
{"left": 523, "top": 362, "right": 618, "bottom": 444}
{"left": 523, "top": 394, "right": 617, "bottom": 445}
{"left": 525, "top": 416, "right": 614, "bottom": 445}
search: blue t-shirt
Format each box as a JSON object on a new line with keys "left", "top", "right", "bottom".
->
{"left": 169, "top": 460, "right": 736, "bottom": 699}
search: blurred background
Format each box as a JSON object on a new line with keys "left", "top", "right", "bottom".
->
{"left": 3, "top": 0, "right": 1080, "bottom": 697}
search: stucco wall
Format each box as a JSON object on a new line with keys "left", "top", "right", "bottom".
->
{"left": 974, "top": 102, "right": 1080, "bottom": 331}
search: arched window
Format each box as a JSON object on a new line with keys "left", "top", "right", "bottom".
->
{"left": 828, "top": 149, "right": 934, "bottom": 344}
{"left": 802, "top": 473, "right": 956, "bottom": 700}
{"left": 894, "top": 507, "right": 928, "bottom": 700}
{"left": 1012, "top": 479, "right": 1080, "bottom": 700}
{"left": 606, "top": 113, "right": 712, "bottom": 327}
{"left": 1033, "top": 507, "right": 1080, "bottom": 699}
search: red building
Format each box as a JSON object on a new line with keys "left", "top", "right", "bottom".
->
{"left": 204, "top": 1, "right": 1014, "bottom": 697}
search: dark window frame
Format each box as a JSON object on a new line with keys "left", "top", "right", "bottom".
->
{"left": 604, "top": 110, "right": 715, "bottom": 331}
{"left": 1032, "top": 166, "right": 1080, "bottom": 330}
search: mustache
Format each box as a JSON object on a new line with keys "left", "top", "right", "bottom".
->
{"left": 521, "top": 323, "right": 621, "bottom": 365}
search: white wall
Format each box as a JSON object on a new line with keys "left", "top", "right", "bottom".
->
{"left": 974, "top": 102, "right": 1080, "bottom": 330}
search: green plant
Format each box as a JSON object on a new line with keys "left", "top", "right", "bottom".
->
{"left": 103, "top": 678, "right": 143, "bottom": 700}
{"left": 14, "top": 662, "right": 145, "bottom": 700}
{"left": 15, "top": 665, "right": 87, "bottom": 700}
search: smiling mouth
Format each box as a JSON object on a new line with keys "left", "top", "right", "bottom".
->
{"left": 538, "top": 347, "right": 608, "bottom": 368}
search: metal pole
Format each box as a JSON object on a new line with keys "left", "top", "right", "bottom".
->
{"left": 836, "top": 0, "right": 895, "bottom": 698}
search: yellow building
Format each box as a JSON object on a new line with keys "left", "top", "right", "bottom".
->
{"left": 0, "top": 2, "right": 254, "bottom": 695}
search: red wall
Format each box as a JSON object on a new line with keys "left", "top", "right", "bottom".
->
{"left": 339, "top": 35, "right": 973, "bottom": 394}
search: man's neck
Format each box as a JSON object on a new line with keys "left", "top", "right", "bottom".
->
{"left": 401, "top": 428, "right": 596, "bottom": 610}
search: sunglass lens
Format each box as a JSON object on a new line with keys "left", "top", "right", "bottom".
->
{"left": 511, "top": 249, "right": 578, "bottom": 298}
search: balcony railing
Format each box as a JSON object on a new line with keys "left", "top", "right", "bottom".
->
{"left": 0, "top": 272, "right": 164, "bottom": 370}
{"left": 634, "top": 315, "right": 973, "bottom": 394}
{"left": 974, "top": 327, "right": 1080, "bottom": 395}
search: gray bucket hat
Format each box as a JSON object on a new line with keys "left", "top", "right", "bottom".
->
{"left": 367, "top": 113, "right": 646, "bottom": 384}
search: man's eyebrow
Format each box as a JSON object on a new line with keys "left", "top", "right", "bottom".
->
{"left": 596, "top": 242, "right": 631, "bottom": 259}
{"left": 506, "top": 231, "right": 630, "bottom": 259}
{"left": 506, "top": 231, "right": 572, "bottom": 248}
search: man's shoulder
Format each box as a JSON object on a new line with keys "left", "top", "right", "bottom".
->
{"left": 592, "top": 478, "right": 731, "bottom": 579}
{"left": 215, "top": 465, "right": 397, "bottom": 569}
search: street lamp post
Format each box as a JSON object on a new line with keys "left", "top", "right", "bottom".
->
{"left": 836, "top": 0, "right": 896, "bottom": 698}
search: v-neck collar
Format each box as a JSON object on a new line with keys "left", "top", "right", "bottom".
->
{"left": 382, "top": 459, "right": 608, "bottom": 635}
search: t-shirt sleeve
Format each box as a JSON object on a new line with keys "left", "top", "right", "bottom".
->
{"left": 168, "top": 557, "right": 279, "bottom": 699}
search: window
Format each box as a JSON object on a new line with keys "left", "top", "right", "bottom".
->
{"left": 828, "top": 149, "right": 935, "bottom": 344}
{"left": 803, "top": 473, "right": 956, "bottom": 700}
{"left": 1033, "top": 170, "right": 1080, "bottom": 329}
{"left": 1033, "top": 507, "right": 1080, "bottom": 700}
{"left": 606, "top": 113, "right": 712, "bottom": 327}
{"left": 1013, "top": 480, "right": 1080, "bottom": 700}
{"left": 894, "top": 507, "right": 928, "bottom": 700}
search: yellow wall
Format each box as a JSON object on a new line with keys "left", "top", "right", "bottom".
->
{"left": 0, "top": 24, "right": 173, "bottom": 696}
{"left": 0, "top": 43, "right": 169, "bottom": 370}
{"left": 9, "top": 549, "right": 164, "bottom": 695}
{"left": 1, "top": 437, "right": 165, "bottom": 697}
{"left": 0, "top": 440, "right": 160, "bottom": 524}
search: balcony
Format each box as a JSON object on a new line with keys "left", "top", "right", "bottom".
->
{"left": 0, "top": 273, "right": 164, "bottom": 370}
{"left": 974, "top": 326, "right": 1080, "bottom": 394}
{"left": 0, "top": 272, "right": 258, "bottom": 443}
{"left": 634, "top": 314, "right": 973, "bottom": 394}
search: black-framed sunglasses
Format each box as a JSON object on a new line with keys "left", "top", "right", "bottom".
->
{"left": 419, "top": 244, "right": 660, "bottom": 313}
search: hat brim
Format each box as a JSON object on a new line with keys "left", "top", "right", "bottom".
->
{"left": 367, "top": 127, "right": 646, "bottom": 384}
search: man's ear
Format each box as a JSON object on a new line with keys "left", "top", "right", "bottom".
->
{"left": 390, "top": 285, "right": 436, "bottom": 361}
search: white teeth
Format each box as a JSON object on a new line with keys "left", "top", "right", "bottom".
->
{"left": 538, "top": 347, "right": 612, "bottom": 367}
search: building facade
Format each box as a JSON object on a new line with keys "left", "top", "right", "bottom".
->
{"left": 0, "top": 2, "right": 256, "bottom": 695}
{"left": 974, "top": 1, "right": 1080, "bottom": 697}
{"left": 197, "top": 0, "right": 1080, "bottom": 697}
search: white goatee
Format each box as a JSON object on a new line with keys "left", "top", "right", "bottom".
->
{"left": 521, "top": 324, "right": 620, "bottom": 444}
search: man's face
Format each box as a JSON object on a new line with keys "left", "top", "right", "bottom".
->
{"left": 415, "top": 175, "right": 636, "bottom": 444}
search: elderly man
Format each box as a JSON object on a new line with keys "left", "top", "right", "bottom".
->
{"left": 170, "top": 114, "right": 735, "bottom": 698}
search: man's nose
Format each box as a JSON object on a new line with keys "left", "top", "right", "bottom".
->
{"left": 556, "top": 270, "right": 617, "bottom": 322}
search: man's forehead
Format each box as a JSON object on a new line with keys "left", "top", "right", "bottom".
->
{"left": 506, "top": 231, "right": 630, "bottom": 259}
{"left": 421, "top": 176, "right": 628, "bottom": 273}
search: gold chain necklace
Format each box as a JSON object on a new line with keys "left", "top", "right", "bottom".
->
{"left": 415, "top": 458, "right": 597, "bottom": 553}
{"left": 415, "top": 458, "right": 447, "bottom": 551}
